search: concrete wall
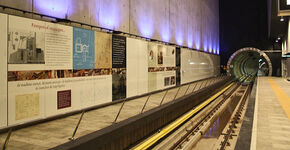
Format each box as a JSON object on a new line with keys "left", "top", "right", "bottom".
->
{"left": 0, "top": 0, "right": 219, "bottom": 52}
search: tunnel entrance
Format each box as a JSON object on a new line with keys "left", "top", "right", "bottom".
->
{"left": 227, "top": 47, "right": 272, "bottom": 80}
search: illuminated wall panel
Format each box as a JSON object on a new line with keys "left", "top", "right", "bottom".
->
{"left": 181, "top": 48, "right": 219, "bottom": 84}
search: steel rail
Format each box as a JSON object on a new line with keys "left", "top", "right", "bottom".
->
{"left": 133, "top": 83, "right": 234, "bottom": 150}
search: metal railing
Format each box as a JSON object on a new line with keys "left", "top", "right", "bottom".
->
{"left": 112, "top": 75, "right": 226, "bottom": 125}
{"left": 1, "top": 128, "right": 12, "bottom": 150}
{"left": 0, "top": 75, "right": 226, "bottom": 147}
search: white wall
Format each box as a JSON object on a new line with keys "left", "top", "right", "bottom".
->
{"left": 126, "top": 38, "right": 148, "bottom": 97}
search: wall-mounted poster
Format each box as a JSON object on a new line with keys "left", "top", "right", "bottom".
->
{"left": 95, "top": 32, "right": 112, "bottom": 68}
{"left": 0, "top": 13, "right": 8, "bottom": 127}
{"left": 73, "top": 27, "right": 95, "bottom": 69}
{"left": 8, "top": 15, "right": 73, "bottom": 71}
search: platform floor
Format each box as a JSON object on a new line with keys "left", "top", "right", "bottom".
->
{"left": 251, "top": 77, "right": 290, "bottom": 150}
{"left": 0, "top": 77, "right": 221, "bottom": 150}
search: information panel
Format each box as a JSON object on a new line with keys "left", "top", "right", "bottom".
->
{"left": 112, "top": 35, "right": 126, "bottom": 68}
{"left": 8, "top": 15, "right": 73, "bottom": 71}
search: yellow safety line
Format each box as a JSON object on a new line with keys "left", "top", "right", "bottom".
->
{"left": 267, "top": 79, "right": 290, "bottom": 119}
{"left": 134, "top": 83, "right": 234, "bottom": 150}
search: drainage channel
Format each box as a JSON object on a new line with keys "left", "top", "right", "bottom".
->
{"left": 135, "top": 82, "right": 251, "bottom": 150}
{"left": 192, "top": 86, "right": 248, "bottom": 150}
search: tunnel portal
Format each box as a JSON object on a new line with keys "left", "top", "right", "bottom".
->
{"left": 227, "top": 47, "right": 272, "bottom": 80}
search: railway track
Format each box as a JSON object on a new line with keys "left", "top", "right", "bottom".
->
{"left": 132, "top": 78, "right": 252, "bottom": 150}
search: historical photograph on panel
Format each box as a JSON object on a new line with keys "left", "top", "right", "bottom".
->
{"left": 164, "top": 77, "right": 170, "bottom": 86}
{"left": 15, "top": 93, "right": 40, "bottom": 120}
{"left": 157, "top": 45, "right": 163, "bottom": 65}
{"left": 73, "top": 27, "right": 95, "bottom": 69}
{"left": 95, "top": 32, "right": 112, "bottom": 68}
{"left": 148, "top": 43, "right": 157, "bottom": 67}
{"left": 8, "top": 30, "right": 45, "bottom": 64}
{"left": 112, "top": 68, "right": 126, "bottom": 101}
{"left": 171, "top": 76, "right": 176, "bottom": 85}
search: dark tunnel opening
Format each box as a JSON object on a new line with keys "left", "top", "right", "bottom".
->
{"left": 227, "top": 48, "right": 272, "bottom": 81}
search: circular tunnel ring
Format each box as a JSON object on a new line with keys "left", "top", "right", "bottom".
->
{"left": 227, "top": 47, "right": 272, "bottom": 76}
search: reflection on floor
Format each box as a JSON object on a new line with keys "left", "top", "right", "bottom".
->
{"left": 192, "top": 92, "right": 240, "bottom": 150}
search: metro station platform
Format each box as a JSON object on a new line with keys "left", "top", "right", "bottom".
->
{"left": 236, "top": 77, "right": 290, "bottom": 150}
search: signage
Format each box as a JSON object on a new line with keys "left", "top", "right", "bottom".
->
{"left": 278, "top": 0, "right": 290, "bottom": 16}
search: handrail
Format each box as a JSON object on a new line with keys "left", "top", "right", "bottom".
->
{"left": 1, "top": 129, "right": 12, "bottom": 150}
{"left": 116, "top": 76, "right": 226, "bottom": 124}
{"left": 69, "top": 111, "right": 85, "bottom": 141}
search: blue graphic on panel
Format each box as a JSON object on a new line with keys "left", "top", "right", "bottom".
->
{"left": 73, "top": 27, "right": 95, "bottom": 69}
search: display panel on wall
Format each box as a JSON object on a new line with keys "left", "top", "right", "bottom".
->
{"left": 0, "top": 13, "right": 8, "bottom": 127}
{"left": 1, "top": 13, "right": 220, "bottom": 127}
{"left": 148, "top": 43, "right": 177, "bottom": 92}
{"left": 112, "top": 35, "right": 127, "bottom": 100}
{"left": 6, "top": 15, "right": 112, "bottom": 126}
{"left": 8, "top": 16, "right": 73, "bottom": 71}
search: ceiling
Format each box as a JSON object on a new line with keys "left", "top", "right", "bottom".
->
{"left": 219, "top": 0, "right": 287, "bottom": 65}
